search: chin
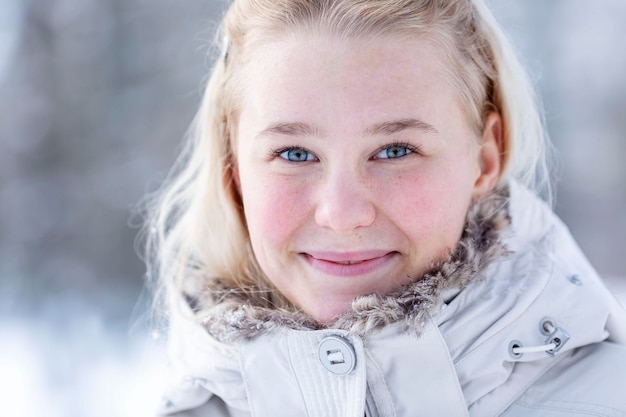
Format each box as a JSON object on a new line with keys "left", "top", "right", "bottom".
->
{"left": 304, "top": 298, "right": 354, "bottom": 325}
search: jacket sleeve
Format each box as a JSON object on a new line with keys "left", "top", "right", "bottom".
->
{"left": 163, "top": 395, "right": 247, "bottom": 417}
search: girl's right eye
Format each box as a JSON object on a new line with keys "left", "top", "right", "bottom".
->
{"left": 277, "top": 147, "right": 316, "bottom": 162}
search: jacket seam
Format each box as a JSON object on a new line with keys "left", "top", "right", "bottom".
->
{"left": 492, "top": 350, "right": 569, "bottom": 415}
{"left": 511, "top": 400, "right": 626, "bottom": 417}
{"left": 238, "top": 350, "right": 259, "bottom": 417}
{"left": 451, "top": 226, "right": 559, "bottom": 362}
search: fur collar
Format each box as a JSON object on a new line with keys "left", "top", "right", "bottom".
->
{"left": 197, "top": 186, "right": 511, "bottom": 343}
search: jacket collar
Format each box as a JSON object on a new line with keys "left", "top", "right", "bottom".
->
{"left": 162, "top": 182, "right": 626, "bottom": 415}
{"left": 197, "top": 185, "right": 511, "bottom": 343}
{"left": 435, "top": 181, "right": 626, "bottom": 413}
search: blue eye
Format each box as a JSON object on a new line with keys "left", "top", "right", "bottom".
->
{"left": 374, "top": 144, "right": 413, "bottom": 159}
{"left": 279, "top": 147, "right": 316, "bottom": 162}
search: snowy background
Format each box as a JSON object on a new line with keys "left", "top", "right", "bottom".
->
{"left": 1, "top": 1, "right": 625, "bottom": 416}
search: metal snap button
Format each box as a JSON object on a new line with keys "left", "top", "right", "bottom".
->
{"left": 567, "top": 274, "right": 583, "bottom": 286}
{"left": 318, "top": 335, "right": 356, "bottom": 375}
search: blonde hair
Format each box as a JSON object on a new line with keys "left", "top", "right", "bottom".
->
{"left": 143, "top": 0, "right": 553, "bottom": 319}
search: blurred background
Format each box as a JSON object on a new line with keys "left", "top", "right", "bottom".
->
{"left": 1, "top": 0, "right": 624, "bottom": 416}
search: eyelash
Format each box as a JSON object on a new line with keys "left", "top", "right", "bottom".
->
{"left": 371, "top": 141, "right": 422, "bottom": 160}
{"left": 269, "top": 141, "right": 423, "bottom": 162}
{"left": 269, "top": 146, "right": 318, "bottom": 162}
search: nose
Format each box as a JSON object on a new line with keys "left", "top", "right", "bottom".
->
{"left": 314, "top": 166, "right": 376, "bottom": 233}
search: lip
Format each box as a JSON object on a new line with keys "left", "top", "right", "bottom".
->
{"left": 301, "top": 250, "right": 398, "bottom": 277}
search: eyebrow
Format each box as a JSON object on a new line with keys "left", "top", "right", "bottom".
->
{"left": 256, "top": 122, "right": 321, "bottom": 139}
{"left": 256, "top": 118, "right": 438, "bottom": 139}
{"left": 365, "top": 118, "right": 439, "bottom": 136}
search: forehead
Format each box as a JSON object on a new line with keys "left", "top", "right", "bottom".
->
{"left": 237, "top": 33, "right": 462, "bottom": 128}
{"left": 244, "top": 31, "right": 450, "bottom": 86}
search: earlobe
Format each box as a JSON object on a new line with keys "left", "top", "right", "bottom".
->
{"left": 225, "top": 155, "right": 244, "bottom": 211}
{"left": 231, "top": 159, "right": 241, "bottom": 194}
{"left": 473, "top": 112, "right": 503, "bottom": 197}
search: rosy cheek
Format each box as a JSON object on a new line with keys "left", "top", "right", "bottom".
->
{"left": 379, "top": 169, "right": 468, "bottom": 247}
{"left": 243, "top": 176, "right": 310, "bottom": 249}
{"left": 398, "top": 182, "right": 445, "bottom": 233}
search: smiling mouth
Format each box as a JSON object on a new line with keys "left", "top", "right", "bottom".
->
{"left": 302, "top": 251, "right": 398, "bottom": 277}
{"left": 334, "top": 260, "right": 365, "bottom": 265}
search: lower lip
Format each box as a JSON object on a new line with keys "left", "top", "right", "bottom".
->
{"left": 302, "top": 252, "right": 398, "bottom": 277}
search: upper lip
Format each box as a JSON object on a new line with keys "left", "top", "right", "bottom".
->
{"left": 303, "top": 250, "right": 395, "bottom": 263}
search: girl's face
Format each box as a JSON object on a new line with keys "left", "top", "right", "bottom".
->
{"left": 235, "top": 33, "right": 501, "bottom": 323}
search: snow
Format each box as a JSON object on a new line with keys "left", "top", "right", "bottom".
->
{"left": 1, "top": 314, "right": 166, "bottom": 417}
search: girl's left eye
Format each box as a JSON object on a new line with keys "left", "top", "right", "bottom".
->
{"left": 277, "top": 147, "right": 316, "bottom": 162}
{"left": 373, "top": 144, "right": 414, "bottom": 159}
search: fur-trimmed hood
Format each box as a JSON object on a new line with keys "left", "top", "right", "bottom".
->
{"left": 196, "top": 186, "right": 511, "bottom": 343}
{"left": 159, "top": 182, "right": 626, "bottom": 416}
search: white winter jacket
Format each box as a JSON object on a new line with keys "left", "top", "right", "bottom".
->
{"left": 158, "top": 182, "right": 626, "bottom": 416}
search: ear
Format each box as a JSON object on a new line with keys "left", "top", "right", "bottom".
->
{"left": 225, "top": 132, "right": 241, "bottom": 194}
{"left": 225, "top": 149, "right": 244, "bottom": 211}
{"left": 231, "top": 156, "right": 241, "bottom": 194}
{"left": 472, "top": 112, "right": 503, "bottom": 198}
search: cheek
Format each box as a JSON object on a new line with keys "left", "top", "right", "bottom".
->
{"left": 387, "top": 177, "right": 456, "bottom": 233}
{"left": 380, "top": 161, "right": 475, "bottom": 248}
{"left": 240, "top": 173, "right": 310, "bottom": 250}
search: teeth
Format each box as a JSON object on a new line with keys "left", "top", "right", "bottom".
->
{"left": 336, "top": 260, "right": 363, "bottom": 265}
